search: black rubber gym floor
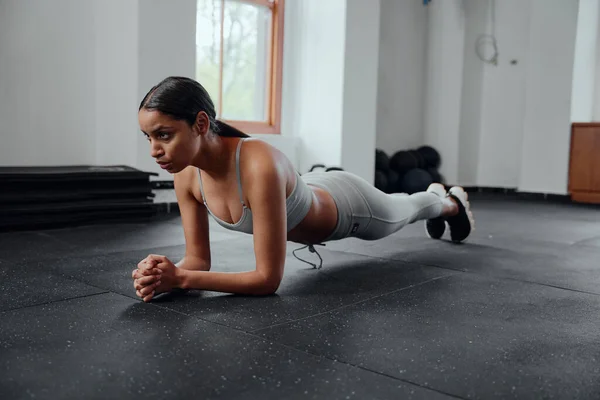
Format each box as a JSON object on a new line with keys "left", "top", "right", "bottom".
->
{"left": 2, "top": 194, "right": 600, "bottom": 399}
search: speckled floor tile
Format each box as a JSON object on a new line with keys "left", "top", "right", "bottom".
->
{"left": 0, "top": 293, "right": 453, "bottom": 400}
{"left": 255, "top": 272, "right": 600, "bottom": 399}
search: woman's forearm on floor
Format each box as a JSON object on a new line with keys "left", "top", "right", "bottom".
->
{"left": 178, "top": 269, "right": 279, "bottom": 296}
{"left": 176, "top": 256, "right": 211, "bottom": 271}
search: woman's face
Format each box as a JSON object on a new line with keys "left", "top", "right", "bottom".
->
{"left": 138, "top": 109, "right": 205, "bottom": 174}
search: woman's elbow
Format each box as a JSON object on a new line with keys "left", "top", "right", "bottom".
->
{"left": 254, "top": 275, "right": 281, "bottom": 296}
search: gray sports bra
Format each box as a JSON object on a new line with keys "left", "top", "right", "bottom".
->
{"left": 197, "top": 138, "right": 313, "bottom": 234}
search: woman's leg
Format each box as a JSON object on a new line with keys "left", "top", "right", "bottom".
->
{"left": 302, "top": 171, "right": 473, "bottom": 242}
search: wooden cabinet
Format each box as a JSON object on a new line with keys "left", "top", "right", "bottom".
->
{"left": 569, "top": 123, "right": 600, "bottom": 203}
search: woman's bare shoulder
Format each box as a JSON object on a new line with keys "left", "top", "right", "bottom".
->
{"left": 240, "top": 138, "right": 298, "bottom": 199}
{"left": 173, "top": 166, "right": 203, "bottom": 203}
{"left": 241, "top": 138, "right": 293, "bottom": 173}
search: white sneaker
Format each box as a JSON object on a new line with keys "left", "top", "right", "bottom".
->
{"left": 445, "top": 186, "right": 475, "bottom": 243}
{"left": 425, "top": 183, "right": 447, "bottom": 239}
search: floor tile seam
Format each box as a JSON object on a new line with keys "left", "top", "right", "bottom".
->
{"left": 499, "top": 277, "right": 600, "bottom": 297}
{"left": 0, "top": 291, "right": 110, "bottom": 314}
{"left": 35, "top": 268, "right": 135, "bottom": 299}
{"left": 9, "top": 244, "right": 188, "bottom": 267}
{"left": 36, "top": 231, "right": 81, "bottom": 249}
{"left": 9, "top": 250, "right": 126, "bottom": 296}
{"left": 570, "top": 239, "right": 600, "bottom": 248}
{"left": 71, "top": 244, "right": 186, "bottom": 258}
{"left": 125, "top": 294, "right": 261, "bottom": 333}
{"left": 238, "top": 329, "right": 468, "bottom": 400}
{"left": 331, "top": 363, "right": 467, "bottom": 400}
{"left": 314, "top": 264, "right": 459, "bottom": 296}
{"left": 15, "top": 239, "right": 420, "bottom": 270}
{"left": 317, "top": 252, "right": 467, "bottom": 284}
{"left": 99, "top": 291, "right": 287, "bottom": 340}
{"left": 249, "top": 273, "right": 458, "bottom": 334}
{"left": 568, "top": 233, "right": 600, "bottom": 246}
{"left": 323, "top": 237, "right": 600, "bottom": 265}
{"left": 318, "top": 247, "right": 461, "bottom": 272}
{"left": 320, "top": 248, "right": 600, "bottom": 298}
{"left": 411, "top": 261, "right": 600, "bottom": 297}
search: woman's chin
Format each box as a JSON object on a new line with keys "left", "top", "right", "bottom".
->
{"left": 156, "top": 159, "right": 188, "bottom": 174}
{"left": 167, "top": 163, "right": 187, "bottom": 174}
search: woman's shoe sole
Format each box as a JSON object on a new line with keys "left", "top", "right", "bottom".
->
{"left": 446, "top": 186, "right": 475, "bottom": 243}
{"left": 425, "top": 183, "right": 447, "bottom": 239}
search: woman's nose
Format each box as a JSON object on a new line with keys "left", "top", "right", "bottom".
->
{"left": 150, "top": 141, "right": 164, "bottom": 159}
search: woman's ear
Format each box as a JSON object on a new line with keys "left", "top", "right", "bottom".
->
{"left": 194, "top": 111, "right": 210, "bottom": 136}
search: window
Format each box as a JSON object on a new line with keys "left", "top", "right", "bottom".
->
{"left": 196, "top": 0, "right": 285, "bottom": 134}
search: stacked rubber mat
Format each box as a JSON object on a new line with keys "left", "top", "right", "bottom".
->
{"left": 0, "top": 165, "right": 159, "bottom": 232}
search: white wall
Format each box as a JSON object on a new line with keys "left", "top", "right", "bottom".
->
{"left": 421, "top": 0, "right": 580, "bottom": 194}
{"left": 340, "top": 0, "right": 380, "bottom": 183}
{"left": 282, "top": 0, "right": 347, "bottom": 174}
{"left": 0, "top": 0, "right": 97, "bottom": 166}
{"left": 476, "top": 0, "right": 531, "bottom": 188}
{"left": 375, "top": 0, "right": 428, "bottom": 153}
{"left": 424, "top": 0, "right": 465, "bottom": 186}
{"left": 282, "top": 0, "right": 380, "bottom": 183}
{"left": 94, "top": 0, "right": 139, "bottom": 168}
{"left": 519, "top": 0, "right": 579, "bottom": 194}
{"left": 457, "top": 0, "right": 487, "bottom": 187}
{"left": 571, "top": 0, "right": 599, "bottom": 123}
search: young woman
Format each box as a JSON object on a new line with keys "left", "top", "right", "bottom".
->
{"left": 131, "top": 76, "right": 474, "bottom": 302}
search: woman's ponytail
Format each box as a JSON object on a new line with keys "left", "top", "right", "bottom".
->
{"left": 214, "top": 120, "right": 250, "bottom": 138}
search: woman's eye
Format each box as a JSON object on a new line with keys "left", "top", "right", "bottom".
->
{"left": 158, "top": 132, "right": 170, "bottom": 140}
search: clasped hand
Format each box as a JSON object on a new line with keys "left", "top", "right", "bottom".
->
{"left": 131, "top": 254, "right": 179, "bottom": 302}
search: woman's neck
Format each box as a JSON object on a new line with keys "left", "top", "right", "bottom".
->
{"left": 192, "top": 135, "right": 238, "bottom": 177}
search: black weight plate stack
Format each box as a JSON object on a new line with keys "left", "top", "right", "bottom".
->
{"left": 389, "top": 150, "right": 419, "bottom": 175}
{"left": 375, "top": 149, "right": 390, "bottom": 172}
{"left": 427, "top": 167, "right": 443, "bottom": 184}
{"left": 387, "top": 169, "right": 402, "bottom": 193}
{"left": 374, "top": 170, "right": 388, "bottom": 192}
{"left": 417, "top": 146, "right": 441, "bottom": 169}
{"left": 399, "top": 168, "right": 434, "bottom": 194}
{"left": 0, "top": 165, "right": 159, "bottom": 231}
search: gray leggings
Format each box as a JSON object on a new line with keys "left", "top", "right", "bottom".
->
{"left": 302, "top": 170, "right": 444, "bottom": 242}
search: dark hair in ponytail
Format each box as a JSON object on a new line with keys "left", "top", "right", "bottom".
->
{"left": 139, "top": 76, "right": 249, "bottom": 138}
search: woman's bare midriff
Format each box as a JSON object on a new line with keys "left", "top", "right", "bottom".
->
{"left": 287, "top": 185, "right": 339, "bottom": 245}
